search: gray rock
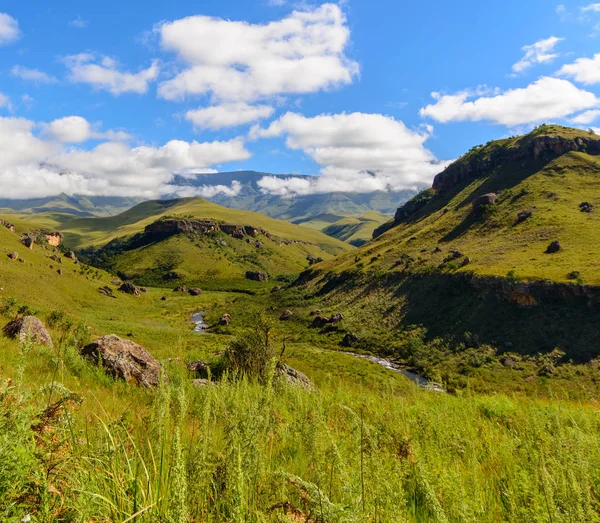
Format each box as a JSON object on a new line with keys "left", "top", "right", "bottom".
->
{"left": 3, "top": 316, "right": 53, "bottom": 348}
{"left": 80, "top": 335, "right": 161, "bottom": 388}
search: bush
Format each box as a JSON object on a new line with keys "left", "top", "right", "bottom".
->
{"left": 224, "top": 315, "right": 279, "bottom": 381}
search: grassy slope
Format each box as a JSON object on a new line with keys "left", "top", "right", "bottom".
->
{"left": 3, "top": 197, "right": 352, "bottom": 289}
{"left": 299, "top": 210, "right": 390, "bottom": 247}
{"left": 321, "top": 129, "right": 600, "bottom": 283}
{"left": 60, "top": 197, "right": 351, "bottom": 253}
{"left": 295, "top": 126, "right": 600, "bottom": 363}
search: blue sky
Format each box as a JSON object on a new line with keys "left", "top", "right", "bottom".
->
{"left": 1, "top": 0, "right": 600, "bottom": 199}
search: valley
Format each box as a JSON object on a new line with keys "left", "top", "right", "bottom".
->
{"left": 2, "top": 125, "right": 600, "bottom": 521}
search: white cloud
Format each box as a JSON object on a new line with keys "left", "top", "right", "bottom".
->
{"left": 512, "top": 36, "right": 563, "bottom": 73}
{"left": 0, "top": 92, "right": 10, "bottom": 109}
{"left": 582, "top": 3, "right": 600, "bottom": 12}
{"left": 40, "top": 116, "right": 132, "bottom": 143}
{"left": 64, "top": 53, "right": 159, "bottom": 95}
{"left": 250, "top": 112, "right": 447, "bottom": 196}
{"left": 0, "top": 13, "right": 19, "bottom": 46}
{"left": 175, "top": 180, "right": 243, "bottom": 198}
{"left": 157, "top": 4, "right": 358, "bottom": 103}
{"left": 0, "top": 115, "right": 251, "bottom": 198}
{"left": 570, "top": 109, "right": 600, "bottom": 124}
{"left": 44, "top": 116, "right": 92, "bottom": 143}
{"left": 558, "top": 53, "right": 600, "bottom": 84}
{"left": 11, "top": 65, "right": 58, "bottom": 84}
{"left": 186, "top": 102, "right": 274, "bottom": 130}
{"left": 419, "top": 77, "right": 599, "bottom": 126}
{"left": 69, "top": 16, "right": 88, "bottom": 28}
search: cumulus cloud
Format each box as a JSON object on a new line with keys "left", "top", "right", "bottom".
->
{"left": 0, "top": 13, "right": 19, "bottom": 46}
{"left": 0, "top": 115, "right": 251, "bottom": 199}
{"left": 11, "top": 65, "right": 58, "bottom": 84}
{"left": 570, "top": 109, "right": 600, "bottom": 124}
{"left": 558, "top": 53, "right": 600, "bottom": 84}
{"left": 512, "top": 36, "right": 563, "bottom": 73}
{"left": 419, "top": 77, "right": 599, "bottom": 126}
{"left": 186, "top": 102, "right": 274, "bottom": 130}
{"left": 250, "top": 112, "right": 447, "bottom": 196}
{"left": 157, "top": 3, "right": 358, "bottom": 103}
{"left": 64, "top": 53, "right": 159, "bottom": 95}
{"left": 582, "top": 3, "right": 600, "bottom": 12}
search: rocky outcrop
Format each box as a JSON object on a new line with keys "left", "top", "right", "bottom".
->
{"left": 3, "top": 316, "right": 53, "bottom": 347}
{"left": 188, "top": 288, "right": 202, "bottom": 296}
{"left": 433, "top": 133, "right": 600, "bottom": 192}
{"left": 44, "top": 232, "right": 63, "bottom": 247}
{"left": 0, "top": 220, "right": 15, "bottom": 232}
{"left": 7, "top": 252, "right": 18, "bottom": 260}
{"left": 119, "top": 282, "right": 142, "bottom": 296}
{"left": 546, "top": 240, "right": 562, "bottom": 254}
{"left": 145, "top": 219, "right": 218, "bottom": 236}
{"left": 80, "top": 335, "right": 161, "bottom": 388}
{"left": 98, "top": 286, "right": 116, "bottom": 298}
{"left": 246, "top": 271, "right": 269, "bottom": 282}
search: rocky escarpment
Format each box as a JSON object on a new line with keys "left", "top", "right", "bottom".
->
{"left": 433, "top": 132, "right": 600, "bottom": 192}
{"left": 144, "top": 218, "right": 315, "bottom": 247}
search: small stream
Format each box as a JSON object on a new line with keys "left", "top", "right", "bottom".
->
{"left": 191, "top": 311, "right": 208, "bottom": 333}
{"left": 345, "top": 352, "right": 446, "bottom": 393}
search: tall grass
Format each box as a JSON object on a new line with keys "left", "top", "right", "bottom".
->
{"left": 1, "top": 337, "right": 600, "bottom": 522}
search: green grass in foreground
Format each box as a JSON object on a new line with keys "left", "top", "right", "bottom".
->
{"left": 2, "top": 330, "right": 600, "bottom": 522}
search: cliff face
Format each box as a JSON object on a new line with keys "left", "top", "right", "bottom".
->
{"left": 143, "top": 219, "right": 315, "bottom": 246}
{"left": 433, "top": 133, "right": 600, "bottom": 191}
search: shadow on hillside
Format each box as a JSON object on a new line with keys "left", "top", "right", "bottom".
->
{"left": 390, "top": 273, "right": 600, "bottom": 363}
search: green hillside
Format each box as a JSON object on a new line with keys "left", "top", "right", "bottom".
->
{"left": 297, "top": 125, "right": 600, "bottom": 364}
{"left": 3, "top": 197, "right": 352, "bottom": 290}
{"left": 297, "top": 210, "right": 390, "bottom": 246}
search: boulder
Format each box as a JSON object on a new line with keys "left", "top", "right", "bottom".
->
{"left": 580, "top": 202, "right": 594, "bottom": 213}
{"left": 219, "top": 313, "right": 232, "bottom": 326}
{"left": 98, "top": 286, "right": 116, "bottom": 298}
{"left": 188, "top": 288, "right": 202, "bottom": 296}
{"left": 246, "top": 271, "right": 269, "bottom": 282}
{"left": 276, "top": 363, "right": 311, "bottom": 388}
{"left": 57, "top": 269, "right": 62, "bottom": 275}
{"left": 271, "top": 285, "right": 283, "bottom": 293}
{"left": 65, "top": 251, "right": 77, "bottom": 261}
{"left": 111, "top": 279, "right": 122, "bottom": 286}
{"left": 546, "top": 240, "right": 562, "bottom": 254}
{"left": 461, "top": 257, "right": 472, "bottom": 267}
{"left": 22, "top": 236, "right": 35, "bottom": 249}
{"left": 160, "top": 296, "right": 167, "bottom": 301}
{"left": 7, "top": 252, "right": 18, "bottom": 260}
{"left": 280, "top": 310, "right": 293, "bottom": 321}
{"left": 472, "top": 193, "right": 498, "bottom": 210}
{"left": 221, "top": 225, "right": 245, "bottom": 239}
{"left": 329, "top": 313, "right": 344, "bottom": 324}
{"left": 244, "top": 226, "right": 259, "bottom": 237}
{"left": 80, "top": 335, "right": 161, "bottom": 388}
{"left": 309, "top": 310, "right": 323, "bottom": 316}
{"left": 173, "top": 286, "right": 188, "bottom": 293}
{"left": 3, "top": 316, "right": 53, "bottom": 348}
{"left": 186, "top": 360, "right": 209, "bottom": 377}
{"left": 341, "top": 332, "right": 359, "bottom": 347}
{"left": 119, "top": 282, "right": 141, "bottom": 296}
{"left": 517, "top": 210, "right": 532, "bottom": 223}
{"left": 311, "top": 316, "right": 329, "bottom": 328}
{"left": 163, "top": 271, "right": 182, "bottom": 281}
